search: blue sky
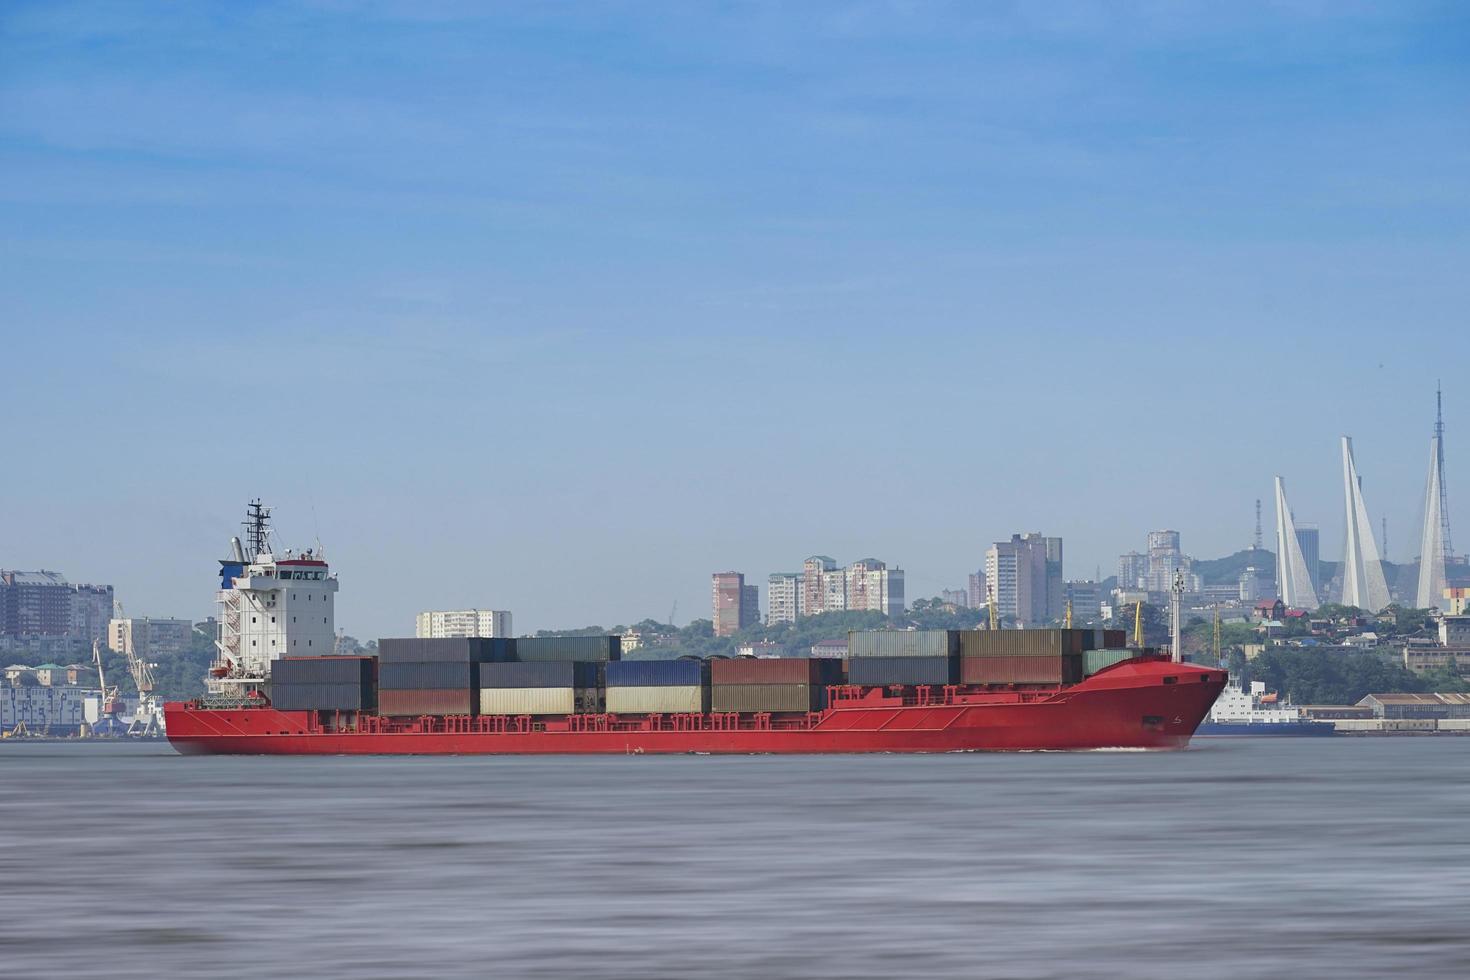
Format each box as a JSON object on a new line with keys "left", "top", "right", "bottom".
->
{"left": 2, "top": 1, "right": 1468, "bottom": 636}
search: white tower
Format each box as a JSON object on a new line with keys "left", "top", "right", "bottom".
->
{"left": 1274, "top": 476, "right": 1319, "bottom": 611}
{"left": 1341, "top": 437, "right": 1391, "bottom": 612}
{"left": 1417, "top": 435, "right": 1448, "bottom": 609}
{"left": 212, "top": 501, "right": 338, "bottom": 693}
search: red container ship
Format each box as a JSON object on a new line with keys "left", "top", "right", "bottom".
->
{"left": 168, "top": 503, "right": 1225, "bottom": 755}
{"left": 165, "top": 658, "right": 1224, "bottom": 755}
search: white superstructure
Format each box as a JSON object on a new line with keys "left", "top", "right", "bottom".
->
{"left": 1207, "top": 679, "right": 1311, "bottom": 726}
{"left": 211, "top": 501, "right": 337, "bottom": 692}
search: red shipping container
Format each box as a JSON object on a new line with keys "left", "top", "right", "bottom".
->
{"left": 378, "top": 689, "right": 475, "bottom": 717}
{"left": 711, "top": 658, "right": 839, "bottom": 686}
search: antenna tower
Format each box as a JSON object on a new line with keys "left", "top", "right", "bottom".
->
{"left": 1437, "top": 382, "right": 1454, "bottom": 559}
{"left": 1254, "top": 499, "right": 1263, "bottom": 550}
{"left": 243, "top": 500, "right": 272, "bottom": 559}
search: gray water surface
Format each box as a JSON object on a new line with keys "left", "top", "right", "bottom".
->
{"left": 2, "top": 739, "right": 1468, "bottom": 979}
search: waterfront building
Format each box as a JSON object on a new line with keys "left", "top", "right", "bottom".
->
{"left": 1238, "top": 566, "right": 1263, "bottom": 602}
{"left": 1296, "top": 525, "right": 1322, "bottom": 598}
{"left": 108, "top": 617, "right": 194, "bottom": 658}
{"left": 415, "top": 609, "right": 512, "bottom": 639}
{"left": 712, "top": 572, "right": 759, "bottom": 637}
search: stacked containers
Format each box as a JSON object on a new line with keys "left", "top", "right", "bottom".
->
{"left": 269, "top": 656, "right": 376, "bottom": 711}
{"left": 709, "top": 658, "right": 842, "bottom": 713}
{"left": 376, "top": 638, "right": 508, "bottom": 716}
{"left": 956, "top": 629, "right": 1085, "bottom": 685}
{"left": 846, "top": 631, "right": 957, "bottom": 687}
{"left": 478, "top": 661, "right": 601, "bottom": 716}
{"left": 605, "top": 659, "right": 709, "bottom": 714}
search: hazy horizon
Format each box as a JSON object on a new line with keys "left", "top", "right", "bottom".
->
{"left": 3, "top": 2, "right": 1468, "bottom": 637}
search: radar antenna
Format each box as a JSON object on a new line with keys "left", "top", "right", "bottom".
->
{"left": 243, "top": 499, "right": 272, "bottom": 560}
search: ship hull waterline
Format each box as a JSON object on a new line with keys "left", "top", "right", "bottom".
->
{"left": 167, "top": 661, "right": 1226, "bottom": 756}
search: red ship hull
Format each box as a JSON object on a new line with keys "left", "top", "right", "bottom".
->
{"left": 166, "top": 660, "right": 1225, "bottom": 755}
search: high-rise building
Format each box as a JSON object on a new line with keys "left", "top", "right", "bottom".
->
{"left": 1117, "top": 552, "right": 1147, "bottom": 591}
{"left": 1144, "top": 530, "right": 1192, "bottom": 593}
{"left": 801, "top": 556, "right": 838, "bottom": 617}
{"left": 108, "top": 617, "right": 194, "bottom": 658}
{"left": 1239, "top": 566, "right": 1263, "bottom": 602}
{"left": 767, "top": 573, "right": 801, "bottom": 625}
{"left": 70, "top": 585, "right": 114, "bottom": 647}
{"left": 0, "top": 572, "right": 114, "bottom": 647}
{"left": 415, "top": 609, "right": 512, "bottom": 639}
{"left": 712, "top": 572, "right": 759, "bottom": 636}
{"left": 0, "top": 571, "right": 72, "bottom": 637}
{"left": 844, "top": 559, "right": 904, "bottom": 617}
{"left": 941, "top": 589, "right": 968, "bottom": 608}
{"left": 1295, "top": 524, "right": 1321, "bottom": 597}
{"left": 986, "top": 533, "right": 1062, "bottom": 626}
{"left": 1064, "top": 580, "right": 1103, "bottom": 622}
{"left": 966, "top": 570, "right": 987, "bottom": 610}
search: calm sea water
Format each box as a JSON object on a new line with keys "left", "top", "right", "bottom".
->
{"left": 2, "top": 739, "right": 1468, "bottom": 979}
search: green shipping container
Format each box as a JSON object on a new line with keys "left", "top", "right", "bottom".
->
{"left": 1083, "top": 649, "right": 1137, "bottom": 676}
{"left": 957, "top": 629, "right": 1090, "bottom": 659}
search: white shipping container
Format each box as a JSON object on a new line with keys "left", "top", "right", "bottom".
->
{"left": 478, "top": 687, "right": 598, "bottom": 716}
{"left": 1436, "top": 719, "right": 1470, "bottom": 731}
{"left": 605, "top": 685, "right": 707, "bottom": 715}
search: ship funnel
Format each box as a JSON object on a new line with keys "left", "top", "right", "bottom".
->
{"left": 230, "top": 536, "right": 246, "bottom": 562}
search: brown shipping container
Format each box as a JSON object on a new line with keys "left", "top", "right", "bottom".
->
{"left": 378, "top": 689, "right": 476, "bottom": 717}
{"left": 711, "top": 658, "right": 841, "bottom": 686}
{"left": 710, "top": 684, "right": 820, "bottom": 713}
{"left": 959, "top": 654, "right": 1082, "bottom": 685}
{"left": 1103, "top": 629, "right": 1127, "bottom": 649}
{"left": 957, "top": 629, "right": 1089, "bottom": 658}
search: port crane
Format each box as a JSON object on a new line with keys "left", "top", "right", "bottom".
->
{"left": 108, "top": 602, "right": 165, "bottom": 736}
{"left": 92, "top": 639, "right": 122, "bottom": 729}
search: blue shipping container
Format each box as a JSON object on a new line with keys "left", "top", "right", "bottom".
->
{"left": 379, "top": 661, "right": 475, "bottom": 690}
{"left": 605, "top": 660, "right": 706, "bottom": 687}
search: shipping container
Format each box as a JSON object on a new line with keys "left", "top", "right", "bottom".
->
{"left": 379, "top": 661, "right": 475, "bottom": 690}
{"left": 270, "top": 656, "right": 374, "bottom": 687}
{"left": 478, "top": 661, "right": 600, "bottom": 689}
{"left": 376, "top": 637, "right": 511, "bottom": 664}
{"left": 1083, "top": 649, "right": 1137, "bottom": 676}
{"left": 710, "top": 658, "right": 843, "bottom": 686}
{"left": 269, "top": 682, "right": 374, "bottom": 712}
{"left": 378, "top": 689, "right": 476, "bottom": 717}
{"left": 605, "top": 685, "right": 708, "bottom": 714}
{"left": 710, "top": 684, "right": 822, "bottom": 713}
{"left": 605, "top": 659, "right": 707, "bottom": 687}
{"left": 957, "top": 629, "right": 1087, "bottom": 659}
{"left": 512, "top": 636, "right": 621, "bottom": 662}
{"left": 959, "top": 654, "right": 1082, "bottom": 685}
{"left": 478, "top": 687, "right": 600, "bottom": 716}
{"left": 847, "top": 630, "right": 957, "bottom": 659}
{"left": 847, "top": 656, "right": 956, "bottom": 687}
{"left": 1103, "top": 629, "right": 1127, "bottom": 649}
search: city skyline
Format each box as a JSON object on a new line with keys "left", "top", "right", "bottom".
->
{"left": 3, "top": 3, "right": 1468, "bottom": 637}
